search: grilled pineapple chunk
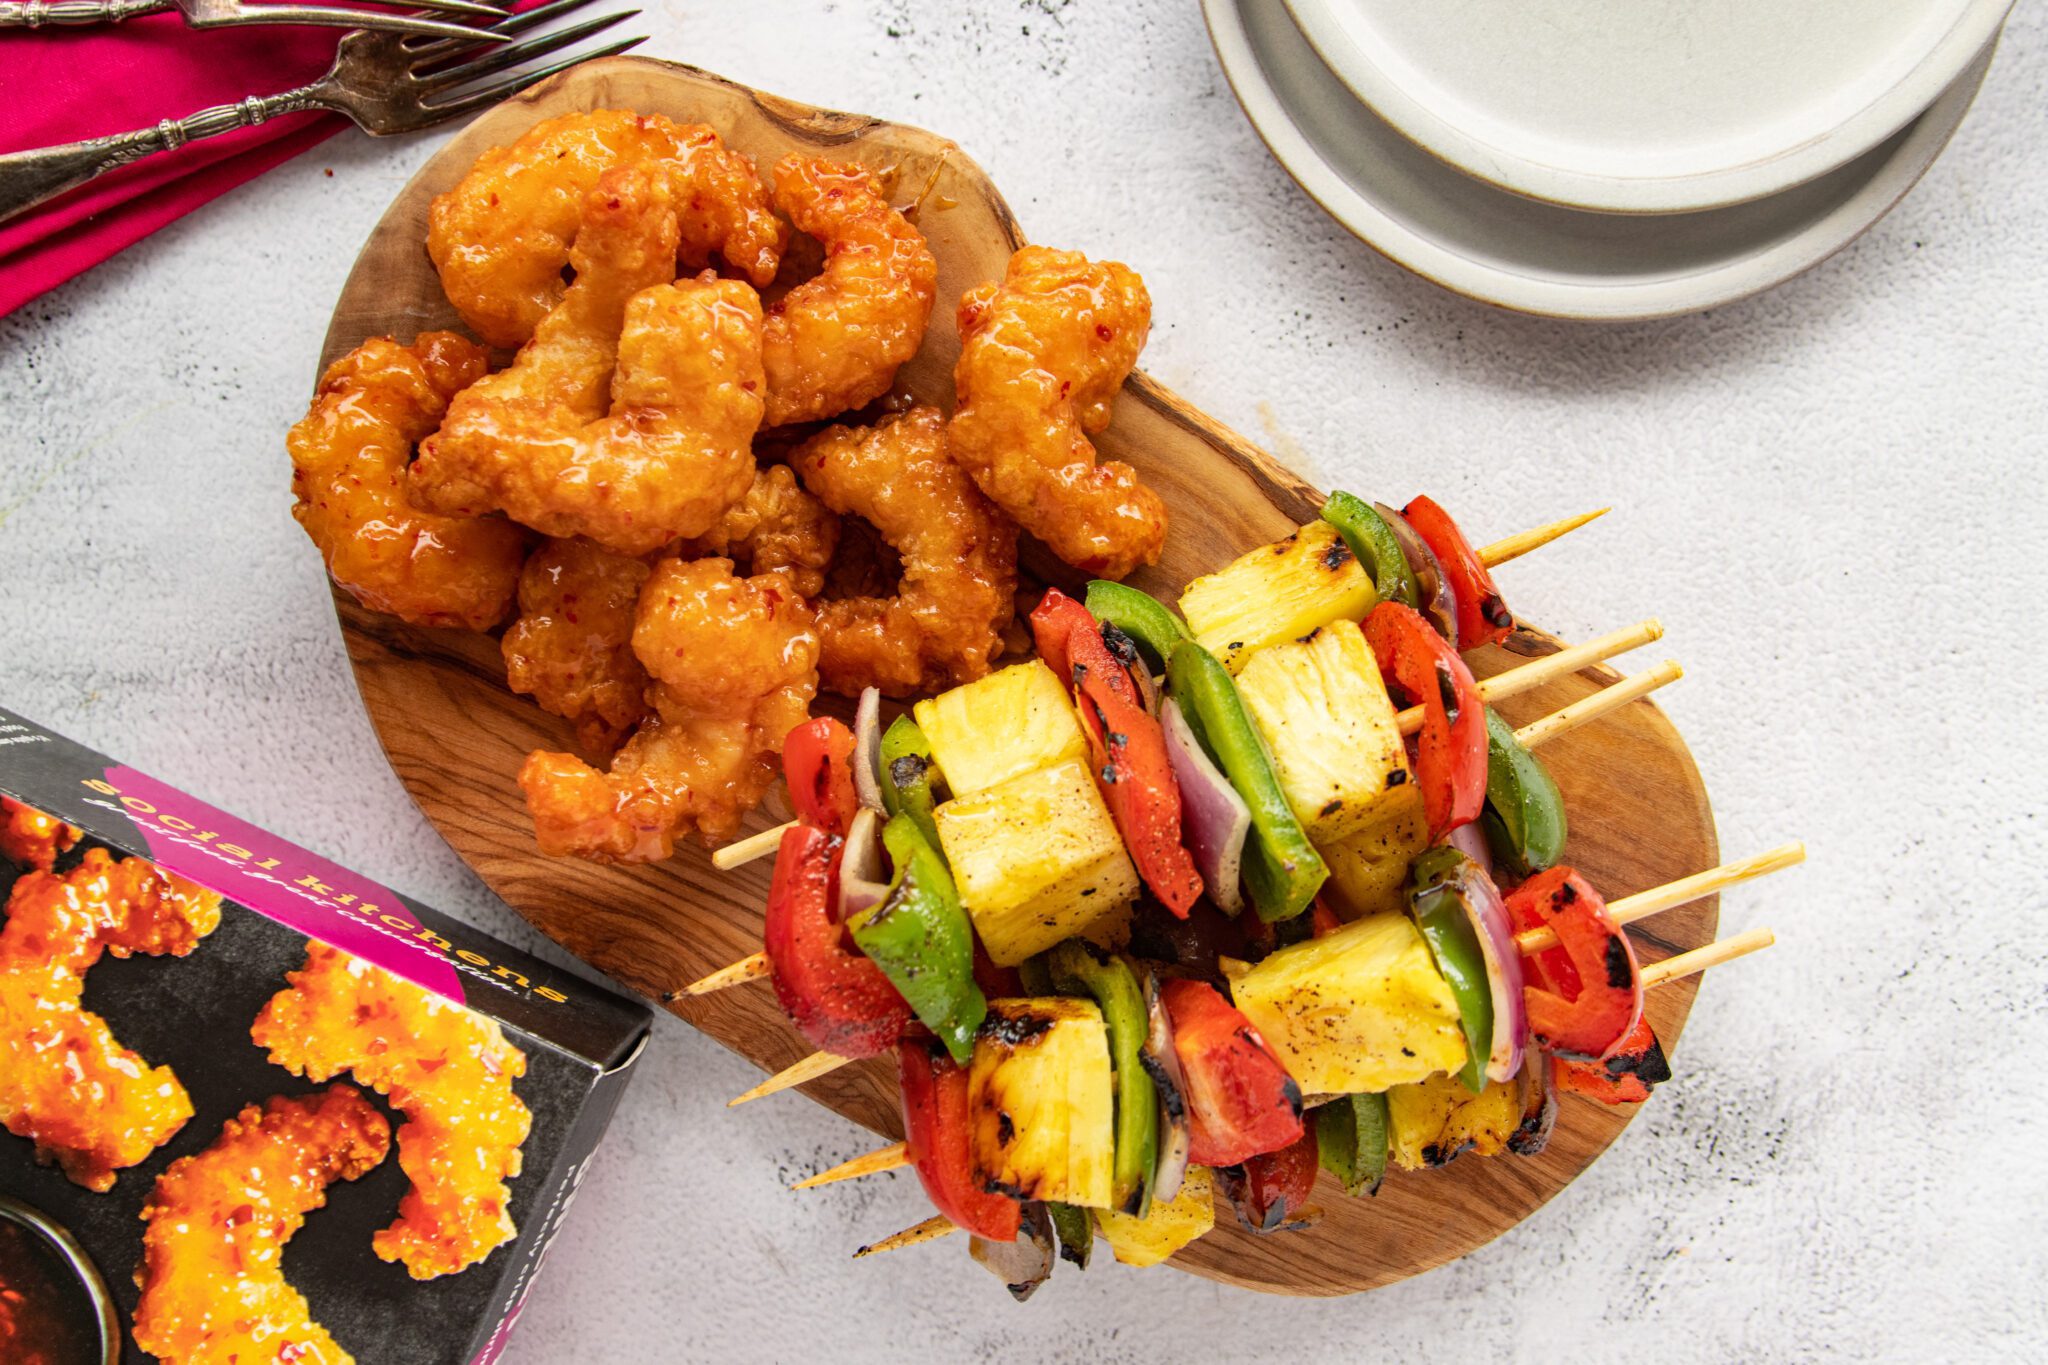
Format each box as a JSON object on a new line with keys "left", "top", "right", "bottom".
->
{"left": 1321, "top": 799, "right": 1429, "bottom": 921}
{"left": 914, "top": 660, "right": 1087, "bottom": 797}
{"left": 1095, "top": 1167, "right": 1216, "bottom": 1268}
{"left": 1235, "top": 624, "right": 1421, "bottom": 845}
{"left": 970, "top": 998, "right": 1117, "bottom": 1209}
{"left": 1387, "top": 1071, "right": 1523, "bottom": 1171}
{"left": 935, "top": 758, "right": 1139, "bottom": 966}
{"left": 1222, "top": 910, "right": 1465, "bottom": 1095}
{"left": 1177, "top": 520, "right": 1377, "bottom": 674}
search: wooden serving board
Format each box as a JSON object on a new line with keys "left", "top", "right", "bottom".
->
{"left": 320, "top": 56, "right": 1718, "bottom": 1297}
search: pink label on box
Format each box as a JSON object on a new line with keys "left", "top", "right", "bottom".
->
{"left": 100, "top": 764, "right": 465, "bottom": 1001}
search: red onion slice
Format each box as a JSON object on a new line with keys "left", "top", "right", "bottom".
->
{"left": 1446, "top": 821, "right": 1497, "bottom": 885}
{"left": 1139, "top": 968, "right": 1193, "bottom": 1202}
{"left": 1161, "top": 699, "right": 1251, "bottom": 916}
{"left": 970, "top": 1202, "right": 1055, "bottom": 1301}
{"left": 837, "top": 807, "right": 890, "bottom": 922}
{"left": 1376, "top": 501, "right": 1460, "bottom": 649}
{"left": 851, "top": 686, "right": 887, "bottom": 815}
{"left": 1457, "top": 858, "right": 1525, "bottom": 1084}
{"left": 1507, "top": 1054, "right": 1558, "bottom": 1157}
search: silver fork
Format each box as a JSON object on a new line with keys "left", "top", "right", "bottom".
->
{"left": 0, "top": 0, "right": 643, "bottom": 227}
{"left": 0, "top": 0, "right": 509, "bottom": 41}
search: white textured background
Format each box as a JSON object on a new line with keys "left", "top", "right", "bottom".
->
{"left": 4, "top": 2, "right": 2045, "bottom": 1360}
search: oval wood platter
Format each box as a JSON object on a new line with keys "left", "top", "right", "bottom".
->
{"left": 318, "top": 56, "right": 1718, "bottom": 1296}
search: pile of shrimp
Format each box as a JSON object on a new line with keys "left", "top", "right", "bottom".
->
{"left": 294, "top": 107, "right": 1173, "bottom": 863}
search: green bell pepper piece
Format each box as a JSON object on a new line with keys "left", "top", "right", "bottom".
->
{"left": 1164, "top": 641, "right": 1328, "bottom": 921}
{"left": 879, "top": 715, "right": 945, "bottom": 852}
{"left": 1016, "top": 952, "right": 1055, "bottom": 997}
{"left": 1046, "top": 1201, "right": 1094, "bottom": 1269}
{"left": 1314, "top": 1092, "right": 1390, "bottom": 1197}
{"left": 1481, "top": 707, "right": 1568, "bottom": 876}
{"left": 1048, "top": 939, "right": 1158, "bottom": 1218}
{"left": 1408, "top": 846, "right": 1494, "bottom": 1094}
{"left": 1083, "top": 580, "right": 1191, "bottom": 673}
{"left": 1321, "top": 491, "right": 1420, "bottom": 610}
{"left": 850, "top": 815, "right": 986, "bottom": 1064}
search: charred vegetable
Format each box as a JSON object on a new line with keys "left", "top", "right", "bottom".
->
{"left": 969, "top": 1201, "right": 1055, "bottom": 1301}
{"left": 968, "top": 998, "right": 1118, "bottom": 1210}
{"left": 1084, "top": 579, "right": 1192, "bottom": 672}
{"left": 898, "top": 1034, "right": 1022, "bottom": 1243}
{"left": 1506, "top": 866, "right": 1643, "bottom": 1062}
{"left": 1218, "top": 1128, "right": 1321, "bottom": 1233}
{"left": 850, "top": 815, "right": 987, "bottom": 1064}
{"left": 1482, "top": 707, "right": 1567, "bottom": 875}
{"left": 1314, "top": 1092, "right": 1390, "bottom": 1197}
{"left": 879, "top": 715, "right": 946, "bottom": 852}
{"left": 1178, "top": 520, "right": 1377, "bottom": 674}
{"left": 1386, "top": 1070, "right": 1525, "bottom": 1171}
{"left": 1161, "top": 978, "right": 1304, "bottom": 1167}
{"left": 1047, "top": 940, "right": 1159, "bottom": 1217}
{"left": 1095, "top": 1166, "right": 1216, "bottom": 1268}
{"left": 764, "top": 824, "right": 910, "bottom": 1058}
{"left": 1321, "top": 491, "right": 1419, "bottom": 611}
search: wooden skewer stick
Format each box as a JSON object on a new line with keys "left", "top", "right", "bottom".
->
{"left": 1513, "top": 842, "right": 1805, "bottom": 957}
{"left": 1514, "top": 660, "right": 1682, "bottom": 750}
{"left": 1396, "top": 617, "right": 1663, "bottom": 736}
{"left": 792, "top": 1141, "right": 910, "bottom": 1189}
{"left": 1640, "top": 927, "right": 1775, "bottom": 988}
{"left": 712, "top": 820, "right": 795, "bottom": 871}
{"left": 1477, "top": 508, "right": 1609, "bottom": 569}
{"left": 728, "top": 1047, "right": 858, "bottom": 1108}
{"left": 670, "top": 951, "right": 770, "bottom": 1000}
{"left": 852, "top": 1214, "right": 960, "bottom": 1258}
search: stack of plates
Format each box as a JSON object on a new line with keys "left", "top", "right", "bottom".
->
{"left": 1205, "top": 0, "right": 2010, "bottom": 319}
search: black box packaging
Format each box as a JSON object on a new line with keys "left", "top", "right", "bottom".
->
{"left": 0, "top": 705, "right": 653, "bottom": 1363}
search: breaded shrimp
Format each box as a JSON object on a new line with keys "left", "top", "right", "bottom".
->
{"left": 251, "top": 941, "right": 531, "bottom": 1281}
{"left": 414, "top": 167, "right": 764, "bottom": 556}
{"left": 675, "top": 462, "right": 841, "bottom": 598}
{"left": 132, "top": 1086, "right": 390, "bottom": 1364}
{"left": 503, "top": 538, "right": 653, "bottom": 755}
{"left": 949, "top": 245, "right": 1164, "bottom": 579}
{"left": 428, "top": 109, "right": 785, "bottom": 349}
{"left": 761, "top": 155, "right": 938, "bottom": 428}
{"left": 289, "top": 332, "right": 532, "bottom": 631}
{"left": 791, "top": 406, "right": 1017, "bottom": 697}
{"left": 0, "top": 797, "right": 79, "bottom": 871}
{"left": 520, "top": 557, "right": 820, "bottom": 860}
{"left": 0, "top": 849, "right": 222, "bottom": 1191}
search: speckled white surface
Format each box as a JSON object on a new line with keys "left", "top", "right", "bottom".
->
{"left": 3, "top": 3, "right": 2045, "bottom": 1359}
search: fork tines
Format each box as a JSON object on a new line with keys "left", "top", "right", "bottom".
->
{"left": 409, "top": 0, "right": 645, "bottom": 116}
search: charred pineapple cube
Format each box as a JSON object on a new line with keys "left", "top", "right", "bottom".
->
{"left": 1095, "top": 1166, "right": 1216, "bottom": 1267}
{"left": 1177, "top": 521, "right": 1377, "bottom": 674}
{"left": 1386, "top": 1071, "right": 1524, "bottom": 1171}
{"left": 934, "top": 758, "right": 1139, "bottom": 966}
{"left": 1320, "top": 799, "right": 1429, "bottom": 921}
{"left": 913, "top": 660, "right": 1088, "bottom": 798}
{"left": 1222, "top": 910, "right": 1465, "bottom": 1095}
{"left": 1234, "top": 624, "right": 1421, "bottom": 846}
{"left": 970, "top": 997, "right": 1117, "bottom": 1209}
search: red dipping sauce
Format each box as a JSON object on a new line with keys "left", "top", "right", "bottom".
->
{"left": 0, "top": 1220, "right": 93, "bottom": 1365}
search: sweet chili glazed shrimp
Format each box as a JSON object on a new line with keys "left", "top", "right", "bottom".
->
{"left": 761, "top": 155, "right": 939, "bottom": 428}
{"left": 0, "top": 797, "right": 79, "bottom": 871}
{"left": 289, "top": 332, "right": 532, "bottom": 631}
{"left": 675, "top": 462, "right": 841, "bottom": 598}
{"left": 132, "top": 1086, "right": 390, "bottom": 1365}
{"left": 949, "top": 245, "right": 1165, "bottom": 580}
{"left": 414, "top": 167, "right": 765, "bottom": 556}
{"left": 791, "top": 405, "right": 1018, "bottom": 697}
{"left": 251, "top": 940, "right": 532, "bottom": 1281}
{"left": 503, "top": 538, "right": 653, "bottom": 755}
{"left": 428, "top": 109, "right": 786, "bottom": 349}
{"left": 0, "top": 849, "right": 223, "bottom": 1191}
{"left": 520, "top": 557, "right": 820, "bottom": 860}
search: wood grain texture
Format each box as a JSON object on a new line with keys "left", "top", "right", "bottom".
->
{"left": 319, "top": 56, "right": 1718, "bottom": 1297}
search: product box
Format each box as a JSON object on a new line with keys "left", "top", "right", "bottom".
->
{"left": 0, "top": 705, "right": 653, "bottom": 1364}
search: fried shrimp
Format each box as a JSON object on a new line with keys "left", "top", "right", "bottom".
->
{"left": 0, "top": 849, "right": 223, "bottom": 1191}
{"left": 521, "top": 557, "right": 820, "bottom": 860}
{"left": 414, "top": 167, "right": 765, "bottom": 556}
{"left": 503, "top": 538, "right": 653, "bottom": 754}
{"left": 761, "top": 155, "right": 938, "bottom": 428}
{"left": 0, "top": 797, "right": 79, "bottom": 871}
{"left": 290, "top": 332, "right": 532, "bottom": 631}
{"left": 949, "top": 245, "right": 1165, "bottom": 579}
{"left": 428, "top": 109, "right": 785, "bottom": 349}
{"left": 132, "top": 1086, "right": 390, "bottom": 1364}
{"left": 252, "top": 941, "right": 532, "bottom": 1281}
{"left": 676, "top": 462, "right": 841, "bottom": 598}
{"left": 791, "top": 406, "right": 1017, "bottom": 697}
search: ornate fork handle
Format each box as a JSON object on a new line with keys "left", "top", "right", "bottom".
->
{"left": 0, "top": 91, "right": 326, "bottom": 226}
{"left": 0, "top": 0, "right": 172, "bottom": 24}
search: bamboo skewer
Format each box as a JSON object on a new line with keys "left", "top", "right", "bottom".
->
{"left": 727, "top": 1047, "right": 858, "bottom": 1108}
{"left": 1513, "top": 660, "right": 1681, "bottom": 749}
{"left": 852, "top": 1214, "right": 960, "bottom": 1258}
{"left": 666, "top": 951, "right": 769, "bottom": 1001}
{"left": 712, "top": 821, "right": 793, "bottom": 871}
{"left": 1477, "top": 508, "right": 1609, "bottom": 569}
{"left": 793, "top": 1142, "right": 910, "bottom": 1189}
{"left": 1513, "top": 842, "right": 1805, "bottom": 957}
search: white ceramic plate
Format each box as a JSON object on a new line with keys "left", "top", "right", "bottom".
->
{"left": 1204, "top": 0, "right": 1996, "bottom": 321}
{"left": 1282, "top": 0, "right": 2011, "bottom": 214}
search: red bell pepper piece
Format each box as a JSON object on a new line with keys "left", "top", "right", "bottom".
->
{"left": 1310, "top": 897, "right": 1344, "bottom": 939}
{"left": 1402, "top": 495, "right": 1513, "bottom": 650}
{"left": 1030, "top": 589, "right": 1204, "bottom": 917}
{"left": 1553, "top": 1015, "right": 1671, "bottom": 1104}
{"left": 763, "top": 824, "right": 909, "bottom": 1057}
{"left": 1161, "top": 978, "right": 1303, "bottom": 1166}
{"left": 1363, "top": 601, "right": 1487, "bottom": 839}
{"left": 1226, "top": 1126, "right": 1321, "bottom": 1233}
{"left": 1506, "top": 866, "right": 1643, "bottom": 1063}
{"left": 897, "top": 1034, "right": 1023, "bottom": 1242}
{"left": 783, "top": 717, "right": 859, "bottom": 837}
